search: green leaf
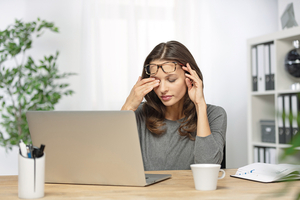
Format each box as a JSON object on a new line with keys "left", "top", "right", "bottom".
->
{"left": 1, "top": 114, "right": 9, "bottom": 119}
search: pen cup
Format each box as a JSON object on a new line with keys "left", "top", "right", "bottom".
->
{"left": 18, "top": 153, "right": 45, "bottom": 199}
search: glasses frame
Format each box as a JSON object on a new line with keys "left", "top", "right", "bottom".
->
{"left": 144, "top": 62, "right": 184, "bottom": 75}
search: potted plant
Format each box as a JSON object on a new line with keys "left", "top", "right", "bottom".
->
{"left": 0, "top": 18, "right": 76, "bottom": 150}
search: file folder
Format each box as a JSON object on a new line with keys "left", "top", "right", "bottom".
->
{"left": 269, "top": 148, "right": 276, "bottom": 164}
{"left": 284, "top": 95, "right": 292, "bottom": 144}
{"left": 264, "top": 44, "right": 271, "bottom": 90}
{"left": 259, "top": 147, "right": 265, "bottom": 163}
{"left": 269, "top": 43, "right": 275, "bottom": 90}
{"left": 252, "top": 47, "right": 258, "bottom": 91}
{"left": 254, "top": 147, "right": 259, "bottom": 163}
{"left": 291, "top": 94, "right": 299, "bottom": 140}
{"left": 277, "top": 95, "right": 286, "bottom": 144}
{"left": 257, "top": 44, "right": 265, "bottom": 92}
{"left": 265, "top": 148, "right": 270, "bottom": 163}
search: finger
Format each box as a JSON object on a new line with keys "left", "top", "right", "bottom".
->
{"left": 187, "top": 63, "right": 194, "bottom": 71}
{"left": 182, "top": 66, "right": 189, "bottom": 73}
{"left": 144, "top": 79, "right": 160, "bottom": 88}
{"left": 186, "top": 63, "right": 193, "bottom": 73}
{"left": 143, "top": 86, "right": 156, "bottom": 96}
{"left": 141, "top": 77, "right": 156, "bottom": 84}
{"left": 186, "top": 63, "right": 198, "bottom": 76}
{"left": 185, "top": 78, "right": 192, "bottom": 90}
{"left": 184, "top": 64, "right": 200, "bottom": 81}
{"left": 136, "top": 77, "right": 156, "bottom": 87}
{"left": 137, "top": 80, "right": 160, "bottom": 93}
{"left": 136, "top": 83, "right": 157, "bottom": 98}
{"left": 185, "top": 73, "right": 197, "bottom": 82}
{"left": 185, "top": 73, "right": 202, "bottom": 88}
{"left": 182, "top": 64, "right": 195, "bottom": 77}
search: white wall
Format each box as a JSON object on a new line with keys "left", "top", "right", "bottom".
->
{"left": 198, "top": 0, "right": 278, "bottom": 168}
{"left": 0, "top": 0, "right": 279, "bottom": 175}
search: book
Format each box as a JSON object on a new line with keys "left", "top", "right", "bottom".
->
{"left": 230, "top": 163, "right": 300, "bottom": 183}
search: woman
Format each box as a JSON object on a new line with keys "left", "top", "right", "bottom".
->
{"left": 122, "top": 41, "right": 227, "bottom": 170}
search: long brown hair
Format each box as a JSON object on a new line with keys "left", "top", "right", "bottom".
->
{"left": 141, "top": 41, "right": 203, "bottom": 140}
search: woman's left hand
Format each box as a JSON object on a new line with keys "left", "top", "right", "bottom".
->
{"left": 182, "top": 63, "right": 205, "bottom": 105}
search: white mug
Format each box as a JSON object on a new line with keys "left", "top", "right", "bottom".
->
{"left": 190, "top": 164, "right": 225, "bottom": 191}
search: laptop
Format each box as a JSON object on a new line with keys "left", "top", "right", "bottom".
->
{"left": 26, "top": 110, "right": 171, "bottom": 186}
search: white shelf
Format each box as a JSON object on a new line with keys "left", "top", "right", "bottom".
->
{"left": 276, "top": 89, "right": 300, "bottom": 94}
{"left": 247, "top": 26, "right": 300, "bottom": 45}
{"left": 252, "top": 142, "right": 276, "bottom": 147}
{"left": 247, "top": 27, "right": 300, "bottom": 165}
{"left": 251, "top": 91, "right": 275, "bottom": 96}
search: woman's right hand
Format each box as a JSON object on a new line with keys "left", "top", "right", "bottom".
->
{"left": 121, "top": 76, "right": 160, "bottom": 111}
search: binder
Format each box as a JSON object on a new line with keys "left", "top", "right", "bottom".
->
{"left": 252, "top": 47, "right": 258, "bottom": 91}
{"left": 277, "top": 95, "right": 286, "bottom": 144}
{"left": 265, "top": 148, "right": 270, "bottom": 163}
{"left": 259, "top": 147, "right": 265, "bottom": 163}
{"left": 291, "top": 94, "right": 299, "bottom": 140}
{"left": 269, "top": 148, "right": 276, "bottom": 164}
{"left": 254, "top": 147, "right": 259, "bottom": 163}
{"left": 257, "top": 44, "right": 265, "bottom": 92}
{"left": 269, "top": 43, "right": 275, "bottom": 90}
{"left": 284, "top": 95, "right": 292, "bottom": 144}
{"left": 264, "top": 44, "right": 270, "bottom": 90}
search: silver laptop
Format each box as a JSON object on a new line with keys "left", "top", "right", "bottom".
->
{"left": 26, "top": 110, "right": 171, "bottom": 186}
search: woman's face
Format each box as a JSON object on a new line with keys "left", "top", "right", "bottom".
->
{"left": 150, "top": 59, "right": 187, "bottom": 108}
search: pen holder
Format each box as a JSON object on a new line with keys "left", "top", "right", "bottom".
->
{"left": 18, "top": 153, "right": 45, "bottom": 199}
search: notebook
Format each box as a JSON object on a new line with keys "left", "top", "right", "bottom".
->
{"left": 26, "top": 110, "right": 171, "bottom": 186}
{"left": 230, "top": 163, "right": 300, "bottom": 183}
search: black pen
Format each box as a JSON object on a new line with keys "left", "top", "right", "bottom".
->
{"left": 33, "top": 144, "right": 45, "bottom": 158}
{"left": 38, "top": 144, "right": 45, "bottom": 157}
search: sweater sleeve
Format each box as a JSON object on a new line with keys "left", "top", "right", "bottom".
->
{"left": 134, "top": 102, "right": 145, "bottom": 140}
{"left": 194, "top": 105, "right": 227, "bottom": 164}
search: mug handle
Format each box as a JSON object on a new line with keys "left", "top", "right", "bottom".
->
{"left": 218, "top": 169, "right": 226, "bottom": 179}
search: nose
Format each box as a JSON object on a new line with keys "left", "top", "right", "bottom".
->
{"left": 158, "top": 80, "right": 168, "bottom": 94}
{"left": 155, "top": 68, "right": 168, "bottom": 93}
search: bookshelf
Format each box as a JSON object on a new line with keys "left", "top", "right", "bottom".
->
{"left": 247, "top": 26, "right": 300, "bottom": 164}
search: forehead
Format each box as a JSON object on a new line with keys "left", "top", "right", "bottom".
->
{"left": 150, "top": 59, "right": 173, "bottom": 65}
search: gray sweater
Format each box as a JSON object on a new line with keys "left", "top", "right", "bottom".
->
{"left": 134, "top": 103, "right": 227, "bottom": 171}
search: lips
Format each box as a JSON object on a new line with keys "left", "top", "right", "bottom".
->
{"left": 161, "top": 95, "right": 172, "bottom": 101}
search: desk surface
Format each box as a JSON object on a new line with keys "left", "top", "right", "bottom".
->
{"left": 1, "top": 169, "right": 299, "bottom": 200}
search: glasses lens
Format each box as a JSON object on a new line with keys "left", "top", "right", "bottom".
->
{"left": 162, "top": 62, "right": 176, "bottom": 73}
{"left": 145, "top": 62, "right": 176, "bottom": 75}
{"left": 146, "top": 64, "right": 158, "bottom": 75}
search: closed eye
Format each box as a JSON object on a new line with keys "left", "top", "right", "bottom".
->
{"left": 168, "top": 79, "right": 177, "bottom": 83}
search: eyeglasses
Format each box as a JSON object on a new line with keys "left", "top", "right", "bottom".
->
{"left": 144, "top": 62, "right": 183, "bottom": 75}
